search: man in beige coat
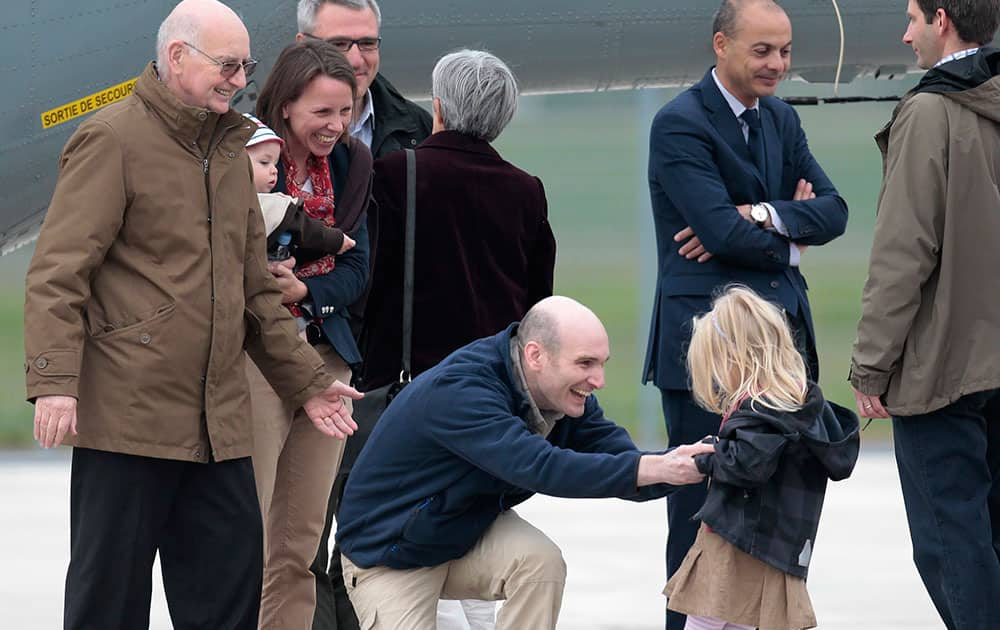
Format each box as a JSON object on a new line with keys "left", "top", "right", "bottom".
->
{"left": 850, "top": 1, "right": 1000, "bottom": 627}
{"left": 23, "top": 1, "right": 361, "bottom": 627}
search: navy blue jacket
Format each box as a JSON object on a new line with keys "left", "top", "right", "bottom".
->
{"left": 694, "top": 384, "right": 860, "bottom": 578}
{"left": 273, "top": 138, "right": 373, "bottom": 367}
{"left": 643, "top": 68, "right": 848, "bottom": 390}
{"left": 337, "top": 324, "right": 676, "bottom": 569}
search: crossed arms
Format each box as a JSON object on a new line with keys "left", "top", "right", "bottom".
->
{"left": 649, "top": 108, "right": 847, "bottom": 269}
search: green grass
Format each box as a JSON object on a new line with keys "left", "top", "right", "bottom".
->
{"left": 0, "top": 88, "right": 903, "bottom": 448}
{"left": 0, "top": 250, "right": 32, "bottom": 447}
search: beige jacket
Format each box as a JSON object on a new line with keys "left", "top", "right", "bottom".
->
{"left": 24, "top": 63, "right": 330, "bottom": 462}
{"left": 850, "top": 68, "right": 1000, "bottom": 415}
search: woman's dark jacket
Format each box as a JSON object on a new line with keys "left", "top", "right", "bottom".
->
{"left": 273, "top": 137, "right": 374, "bottom": 367}
{"left": 358, "top": 130, "right": 556, "bottom": 391}
{"left": 693, "top": 384, "right": 860, "bottom": 578}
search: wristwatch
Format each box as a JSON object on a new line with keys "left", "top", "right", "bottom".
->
{"left": 750, "top": 203, "right": 771, "bottom": 228}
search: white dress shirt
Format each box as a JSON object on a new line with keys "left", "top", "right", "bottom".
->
{"left": 711, "top": 69, "right": 799, "bottom": 266}
{"left": 350, "top": 89, "right": 375, "bottom": 149}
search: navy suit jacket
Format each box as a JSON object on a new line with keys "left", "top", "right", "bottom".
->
{"left": 643, "top": 68, "right": 848, "bottom": 390}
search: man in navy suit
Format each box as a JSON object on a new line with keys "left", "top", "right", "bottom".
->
{"left": 643, "top": 2, "right": 848, "bottom": 628}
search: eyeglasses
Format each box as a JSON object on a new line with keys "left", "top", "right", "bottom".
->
{"left": 184, "top": 42, "right": 258, "bottom": 78}
{"left": 302, "top": 32, "right": 381, "bottom": 53}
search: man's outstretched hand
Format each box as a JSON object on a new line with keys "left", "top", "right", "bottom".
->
{"left": 303, "top": 381, "right": 364, "bottom": 439}
{"left": 637, "top": 441, "right": 716, "bottom": 487}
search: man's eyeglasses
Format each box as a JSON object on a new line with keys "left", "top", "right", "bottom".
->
{"left": 302, "top": 32, "right": 381, "bottom": 53}
{"left": 184, "top": 42, "right": 258, "bottom": 78}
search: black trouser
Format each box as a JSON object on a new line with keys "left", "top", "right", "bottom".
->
{"left": 893, "top": 389, "right": 1000, "bottom": 630}
{"left": 64, "top": 448, "right": 263, "bottom": 630}
{"left": 786, "top": 306, "right": 819, "bottom": 385}
{"left": 312, "top": 403, "right": 383, "bottom": 630}
{"left": 661, "top": 307, "right": 815, "bottom": 630}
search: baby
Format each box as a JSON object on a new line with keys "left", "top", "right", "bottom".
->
{"left": 245, "top": 114, "right": 355, "bottom": 258}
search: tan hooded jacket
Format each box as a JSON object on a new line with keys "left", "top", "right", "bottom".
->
{"left": 851, "top": 51, "right": 1000, "bottom": 415}
{"left": 24, "top": 63, "right": 331, "bottom": 462}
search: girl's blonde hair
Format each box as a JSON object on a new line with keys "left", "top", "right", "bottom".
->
{"left": 687, "top": 285, "right": 807, "bottom": 415}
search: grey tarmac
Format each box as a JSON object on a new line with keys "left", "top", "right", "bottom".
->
{"left": 0, "top": 449, "right": 940, "bottom": 629}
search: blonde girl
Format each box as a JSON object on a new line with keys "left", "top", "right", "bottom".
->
{"left": 664, "top": 286, "right": 860, "bottom": 630}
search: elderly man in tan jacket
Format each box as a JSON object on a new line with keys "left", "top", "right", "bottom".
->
{"left": 23, "top": 1, "right": 362, "bottom": 627}
{"left": 850, "top": 1, "right": 1000, "bottom": 627}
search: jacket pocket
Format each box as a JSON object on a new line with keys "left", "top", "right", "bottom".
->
{"left": 88, "top": 303, "right": 176, "bottom": 340}
{"left": 401, "top": 495, "right": 438, "bottom": 543}
{"left": 82, "top": 302, "right": 183, "bottom": 439}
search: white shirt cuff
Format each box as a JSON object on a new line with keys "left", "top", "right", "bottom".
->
{"left": 769, "top": 204, "right": 788, "bottom": 236}
{"left": 788, "top": 242, "right": 800, "bottom": 267}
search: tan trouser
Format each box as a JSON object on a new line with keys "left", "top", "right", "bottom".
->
{"left": 247, "top": 344, "right": 351, "bottom": 630}
{"left": 342, "top": 510, "right": 566, "bottom": 630}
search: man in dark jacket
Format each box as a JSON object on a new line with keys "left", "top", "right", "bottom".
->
{"left": 642, "top": 3, "right": 848, "bottom": 627}
{"left": 336, "top": 296, "right": 714, "bottom": 629}
{"left": 295, "top": 0, "right": 432, "bottom": 159}
{"left": 851, "top": 1, "right": 1000, "bottom": 627}
{"left": 293, "top": 3, "right": 434, "bottom": 627}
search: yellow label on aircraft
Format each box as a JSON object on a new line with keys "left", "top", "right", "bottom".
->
{"left": 40, "top": 78, "right": 139, "bottom": 130}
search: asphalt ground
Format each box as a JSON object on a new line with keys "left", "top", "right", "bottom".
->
{"left": 0, "top": 448, "right": 942, "bottom": 629}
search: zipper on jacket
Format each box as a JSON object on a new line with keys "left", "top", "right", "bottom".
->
{"left": 203, "top": 156, "right": 212, "bottom": 222}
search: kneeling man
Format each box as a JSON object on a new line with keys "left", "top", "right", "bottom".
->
{"left": 336, "top": 296, "right": 714, "bottom": 629}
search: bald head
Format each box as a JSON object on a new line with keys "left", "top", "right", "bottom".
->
{"left": 713, "top": 0, "right": 786, "bottom": 38}
{"left": 519, "top": 297, "right": 609, "bottom": 417}
{"left": 157, "top": 0, "right": 247, "bottom": 80}
{"left": 519, "top": 296, "right": 605, "bottom": 355}
{"left": 712, "top": 0, "right": 791, "bottom": 108}
{"left": 156, "top": 0, "right": 250, "bottom": 113}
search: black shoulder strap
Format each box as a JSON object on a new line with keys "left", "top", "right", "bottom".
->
{"left": 401, "top": 148, "right": 416, "bottom": 383}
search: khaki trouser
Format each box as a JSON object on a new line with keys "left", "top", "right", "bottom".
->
{"left": 247, "top": 344, "right": 352, "bottom": 630}
{"left": 342, "top": 510, "right": 566, "bottom": 630}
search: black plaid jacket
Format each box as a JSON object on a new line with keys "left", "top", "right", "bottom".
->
{"left": 693, "top": 384, "right": 860, "bottom": 578}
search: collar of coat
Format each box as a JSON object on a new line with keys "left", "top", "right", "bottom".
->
{"left": 508, "top": 335, "right": 563, "bottom": 437}
{"left": 371, "top": 74, "right": 425, "bottom": 141}
{"left": 135, "top": 62, "right": 253, "bottom": 152}
{"left": 877, "top": 47, "right": 1000, "bottom": 148}
{"left": 914, "top": 46, "right": 1000, "bottom": 95}
{"left": 498, "top": 324, "right": 572, "bottom": 431}
{"left": 416, "top": 130, "right": 504, "bottom": 159}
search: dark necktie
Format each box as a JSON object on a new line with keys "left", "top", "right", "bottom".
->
{"left": 740, "top": 108, "right": 766, "bottom": 179}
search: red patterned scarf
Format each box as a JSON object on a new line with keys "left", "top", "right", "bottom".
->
{"left": 282, "top": 152, "right": 337, "bottom": 317}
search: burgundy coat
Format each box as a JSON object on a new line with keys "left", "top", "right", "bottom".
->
{"left": 358, "top": 131, "right": 556, "bottom": 390}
